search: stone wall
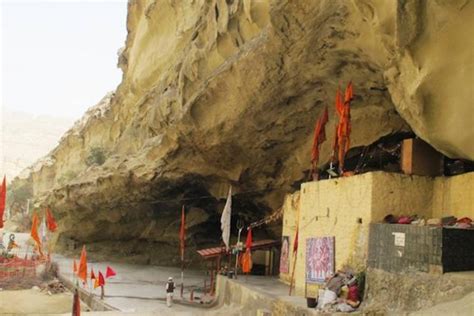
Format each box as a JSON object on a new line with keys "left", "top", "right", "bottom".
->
{"left": 432, "top": 172, "right": 474, "bottom": 219}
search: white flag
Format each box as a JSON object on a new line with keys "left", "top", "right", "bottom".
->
{"left": 220, "top": 187, "right": 232, "bottom": 251}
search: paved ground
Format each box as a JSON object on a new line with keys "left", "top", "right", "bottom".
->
{"left": 2, "top": 232, "right": 214, "bottom": 314}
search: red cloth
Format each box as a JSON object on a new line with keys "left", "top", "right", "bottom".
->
{"left": 457, "top": 217, "right": 472, "bottom": 224}
{"left": 90, "top": 267, "right": 96, "bottom": 280}
{"left": 73, "top": 259, "right": 78, "bottom": 273}
{"left": 347, "top": 284, "right": 359, "bottom": 301}
{"left": 0, "top": 176, "right": 6, "bottom": 229}
{"left": 398, "top": 216, "right": 412, "bottom": 224}
{"left": 179, "top": 205, "right": 186, "bottom": 261}
{"left": 77, "top": 246, "right": 88, "bottom": 282}
{"left": 46, "top": 208, "right": 58, "bottom": 232}
{"left": 106, "top": 266, "right": 116, "bottom": 278}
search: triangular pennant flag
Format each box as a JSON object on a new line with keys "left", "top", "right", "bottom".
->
{"left": 46, "top": 208, "right": 58, "bottom": 232}
{"left": 77, "top": 246, "right": 87, "bottom": 282}
{"left": 245, "top": 228, "right": 253, "bottom": 251}
{"left": 90, "top": 267, "right": 96, "bottom": 280}
{"left": 94, "top": 276, "right": 100, "bottom": 289}
{"left": 0, "top": 176, "right": 6, "bottom": 229}
{"left": 98, "top": 271, "right": 105, "bottom": 286}
{"left": 73, "top": 259, "right": 78, "bottom": 273}
{"left": 220, "top": 187, "right": 232, "bottom": 251}
{"left": 30, "top": 212, "right": 43, "bottom": 256}
{"left": 105, "top": 266, "right": 116, "bottom": 278}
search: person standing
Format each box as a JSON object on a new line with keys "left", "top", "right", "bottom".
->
{"left": 166, "top": 277, "right": 175, "bottom": 307}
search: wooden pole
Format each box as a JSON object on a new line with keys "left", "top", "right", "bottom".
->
{"left": 288, "top": 251, "right": 298, "bottom": 296}
{"left": 100, "top": 285, "right": 104, "bottom": 300}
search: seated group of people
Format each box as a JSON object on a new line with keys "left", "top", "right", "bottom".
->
{"left": 315, "top": 270, "right": 361, "bottom": 312}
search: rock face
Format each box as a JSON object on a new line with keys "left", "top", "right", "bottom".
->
{"left": 11, "top": 0, "right": 473, "bottom": 264}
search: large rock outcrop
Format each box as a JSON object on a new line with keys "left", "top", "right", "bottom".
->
{"left": 11, "top": 0, "right": 473, "bottom": 264}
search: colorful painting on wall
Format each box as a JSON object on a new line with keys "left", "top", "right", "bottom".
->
{"left": 279, "top": 236, "right": 290, "bottom": 273}
{"left": 305, "top": 236, "right": 335, "bottom": 283}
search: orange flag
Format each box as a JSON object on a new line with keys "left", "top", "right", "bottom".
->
{"left": 0, "top": 176, "right": 6, "bottom": 229}
{"left": 30, "top": 212, "right": 43, "bottom": 256}
{"left": 179, "top": 205, "right": 186, "bottom": 261}
{"left": 46, "top": 208, "right": 58, "bottom": 232}
{"left": 90, "top": 267, "right": 96, "bottom": 280}
{"left": 242, "top": 228, "right": 253, "bottom": 273}
{"left": 73, "top": 259, "right": 78, "bottom": 274}
{"left": 311, "top": 106, "right": 329, "bottom": 168}
{"left": 77, "top": 246, "right": 88, "bottom": 282}
{"left": 93, "top": 277, "right": 100, "bottom": 289}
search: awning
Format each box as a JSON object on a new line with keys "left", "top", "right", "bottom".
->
{"left": 196, "top": 239, "right": 280, "bottom": 260}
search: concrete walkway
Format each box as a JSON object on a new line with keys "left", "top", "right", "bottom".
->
{"left": 2, "top": 232, "right": 214, "bottom": 314}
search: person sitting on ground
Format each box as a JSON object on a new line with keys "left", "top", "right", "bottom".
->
{"left": 336, "top": 275, "right": 361, "bottom": 312}
{"left": 166, "top": 276, "right": 175, "bottom": 307}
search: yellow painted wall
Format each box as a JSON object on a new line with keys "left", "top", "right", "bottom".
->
{"left": 370, "top": 172, "right": 434, "bottom": 221}
{"left": 294, "top": 172, "right": 374, "bottom": 297}
{"left": 279, "top": 192, "right": 299, "bottom": 284}
{"left": 432, "top": 172, "right": 474, "bottom": 219}
{"left": 281, "top": 171, "right": 474, "bottom": 297}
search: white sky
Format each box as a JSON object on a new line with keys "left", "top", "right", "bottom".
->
{"left": 1, "top": 0, "right": 128, "bottom": 119}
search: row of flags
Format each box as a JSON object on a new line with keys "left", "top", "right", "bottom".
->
{"left": 30, "top": 208, "right": 57, "bottom": 257}
{"left": 311, "top": 82, "right": 354, "bottom": 176}
{"left": 72, "top": 245, "right": 116, "bottom": 289}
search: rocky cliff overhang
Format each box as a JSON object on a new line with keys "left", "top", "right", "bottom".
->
{"left": 11, "top": 0, "right": 473, "bottom": 264}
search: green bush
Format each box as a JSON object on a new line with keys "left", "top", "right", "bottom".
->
{"left": 85, "top": 147, "right": 107, "bottom": 166}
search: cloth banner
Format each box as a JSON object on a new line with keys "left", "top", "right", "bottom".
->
{"left": 305, "top": 236, "right": 335, "bottom": 283}
{"left": 279, "top": 236, "right": 290, "bottom": 273}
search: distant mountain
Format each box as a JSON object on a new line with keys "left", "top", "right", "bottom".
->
{"left": 0, "top": 109, "right": 74, "bottom": 180}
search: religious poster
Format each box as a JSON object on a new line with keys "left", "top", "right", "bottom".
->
{"left": 306, "top": 236, "right": 335, "bottom": 283}
{"left": 279, "top": 236, "right": 290, "bottom": 273}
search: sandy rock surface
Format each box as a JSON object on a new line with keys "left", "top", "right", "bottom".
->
{"left": 9, "top": 0, "right": 473, "bottom": 263}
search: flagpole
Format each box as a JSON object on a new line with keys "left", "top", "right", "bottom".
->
{"left": 289, "top": 251, "right": 298, "bottom": 296}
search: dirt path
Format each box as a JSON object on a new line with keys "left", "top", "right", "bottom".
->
{"left": 0, "top": 289, "right": 76, "bottom": 314}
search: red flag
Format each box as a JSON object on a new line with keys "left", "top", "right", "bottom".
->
{"left": 90, "top": 267, "right": 96, "bottom": 280}
{"left": 293, "top": 228, "right": 299, "bottom": 254}
{"left": 311, "top": 107, "right": 329, "bottom": 165}
{"left": 0, "top": 176, "right": 6, "bottom": 229}
{"left": 344, "top": 81, "right": 353, "bottom": 105}
{"left": 179, "top": 205, "right": 186, "bottom": 261}
{"left": 105, "top": 266, "right": 116, "bottom": 278}
{"left": 72, "top": 289, "right": 81, "bottom": 316}
{"left": 77, "top": 246, "right": 88, "bottom": 282}
{"left": 98, "top": 271, "right": 105, "bottom": 286}
{"left": 245, "top": 228, "right": 253, "bottom": 251}
{"left": 94, "top": 271, "right": 105, "bottom": 288}
{"left": 242, "top": 227, "right": 253, "bottom": 273}
{"left": 73, "top": 259, "right": 78, "bottom": 273}
{"left": 30, "top": 212, "right": 43, "bottom": 256}
{"left": 46, "top": 208, "right": 58, "bottom": 232}
{"left": 337, "top": 82, "right": 353, "bottom": 172}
